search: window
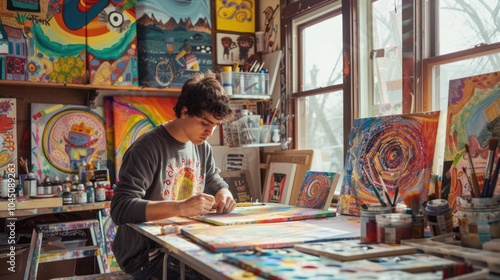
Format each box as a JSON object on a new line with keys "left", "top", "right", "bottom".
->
{"left": 287, "top": 2, "right": 344, "bottom": 180}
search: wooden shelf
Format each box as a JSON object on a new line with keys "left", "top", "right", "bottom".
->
{"left": 229, "top": 94, "right": 271, "bottom": 100}
{"left": 0, "top": 80, "right": 181, "bottom": 94}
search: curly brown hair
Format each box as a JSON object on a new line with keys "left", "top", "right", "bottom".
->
{"left": 173, "top": 70, "right": 235, "bottom": 121}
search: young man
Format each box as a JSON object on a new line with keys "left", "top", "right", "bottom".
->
{"left": 111, "top": 70, "right": 236, "bottom": 279}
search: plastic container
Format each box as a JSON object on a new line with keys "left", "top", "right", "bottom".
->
{"left": 221, "top": 72, "right": 269, "bottom": 95}
{"left": 260, "top": 125, "right": 279, "bottom": 143}
{"left": 376, "top": 213, "right": 412, "bottom": 244}
{"left": 221, "top": 66, "right": 233, "bottom": 95}
{"left": 425, "top": 199, "right": 453, "bottom": 236}
{"left": 237, "top": 115, "right": 261, "bottom": 145}
{"left": 457, "top": 195, "right": 500, "bottom": 249}
{"left": 360, "top": 205, "right": 392, "bottom": 243}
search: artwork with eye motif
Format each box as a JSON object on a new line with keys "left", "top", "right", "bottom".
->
{"left": 337, "top": 111, "right": 440, "bottom": 216}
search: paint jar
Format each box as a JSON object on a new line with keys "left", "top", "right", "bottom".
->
{"left": 376, "top": 213, "right": 412, "bottom": 244}
{"left": 23, "top": 172, "right": 38, "bottom": 197}
{"left": 221, "top": 66, "right": 233, "bottom": 95}
{"left": 425, "top": 199, "right": 453, "bottom": 236}
{"left": 62, "top": 192, "right": 72, "bottom": 205}
{"left": 457, "top": 195, "right": 500, "bottom": 249}
{"left": 360, "top": 205, "right": 392, "bottom": 243}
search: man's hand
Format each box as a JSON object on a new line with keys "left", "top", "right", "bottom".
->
{"left": 213, "top": 189, "right": 236, "bottom": 213}
{"left": 179, "top": 193, "right": 215, "bottom": 217}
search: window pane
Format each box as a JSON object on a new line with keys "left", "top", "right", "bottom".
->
{"left": 301, "top": 16, "right": 343, "bottom": 91}
{"left": 439, "top": 0, "right": 500, "bottom": 55}
{"left": 302, "top": 91, "right": 344, "bottom": 176}
{"left": 370, "top": 0, "right": 403, "bottom": 115}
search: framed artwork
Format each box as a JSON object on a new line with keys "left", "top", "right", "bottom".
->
{"left": 220, "top": 170, "right": 256, "bottom": 203}
{"left": 263, "top": 162, "right": 297, "bottom": 204}
{"left": 216, "top": 32, "right": 255, "bottom": 65}
{"left": 295, "top": 171, "right": 340, "bottom": 210}
{"left": 30, "top": 103, "right": 106, "bottom": 180}
{"left": 337, "top": 111, "right": 440, "bottom": 216}
{"left": 215, "top": 0, "right": 255, "bottom": 33}
{"left": 0, "top": 99, "right": 17, "bottom": 176}
{"left": 259, "top": 1, "right": 280, "bottom": 53}
{"left": 442, "top": 71, "right": 500, "bottom": 213}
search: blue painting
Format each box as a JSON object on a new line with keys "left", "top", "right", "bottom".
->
{"left": 136, "top": 0, "right": 213, "bottom": 88}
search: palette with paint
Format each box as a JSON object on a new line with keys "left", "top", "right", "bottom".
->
{"left": 222, "top": 248, "right": 437, "bottom": 280}
{"left": 294, "top": 240, "right": 417, "bottom": 261}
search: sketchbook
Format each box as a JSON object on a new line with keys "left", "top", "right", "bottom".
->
{"left": 191, "top": 203, "right": 335, "bottom": 226}
{"left": 181, "top": 220, "right": 349, "bottom": 253}
{"left": 294, "top": 240, "right": 417, "bottom": 261}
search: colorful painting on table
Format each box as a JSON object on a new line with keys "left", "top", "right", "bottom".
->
{"left": 135, "top": 0, "right": 213, "bottom": 88}
{"left": 191, "top": 203, "right": 334, "bottom": 226}
{"left": 104, "top": 96, "right": 177, "bottom": 182}
{"left": 0, "top": 99, "right": 17, "bottom": 176}
{"left": 337, "top": 111, "right": 440, "bottom": 216}
{"left": 442, "top": 71, "right": 500, "bottom": 212}
{"left": 182, "top": 220, "right": 349, "bottom": 253}
{"left": 295, "top": 171, "right": 340, "bottom": 210}
{"left": 30, "top": 103, "right": 106, "bottom": 180}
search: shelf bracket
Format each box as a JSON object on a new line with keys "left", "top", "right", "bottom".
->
{"left": 87, "top": 88, "right": 99, "bottom": 109}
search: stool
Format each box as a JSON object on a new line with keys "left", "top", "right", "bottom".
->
{"left": 24, "top": 219, "right": 110, "bottom": 280}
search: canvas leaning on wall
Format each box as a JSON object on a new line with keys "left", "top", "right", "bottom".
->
{"left": 295, "top": 171, "right": 340, "bottom": 210}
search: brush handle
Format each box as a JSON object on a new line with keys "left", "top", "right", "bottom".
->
{"left": 488, "top": 156, "right": 500, "bottom": 197}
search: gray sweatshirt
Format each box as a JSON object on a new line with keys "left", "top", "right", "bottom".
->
{"left": 110, "top": 124, "right": 228, "bottom": 273}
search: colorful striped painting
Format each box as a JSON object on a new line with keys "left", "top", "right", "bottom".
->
{"left": 104, "top": 96, "right": 177, "bottom": 182}
{"left": 337, "top": 111, "right": 440, "bottom": 216}
{"left": 191, "top": 203, "right": 335, "bottom": 226}
{"left": 0, "top": 99, "right": 17, "bottom": 176}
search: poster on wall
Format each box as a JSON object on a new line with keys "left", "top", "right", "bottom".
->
{"left": 0, "top": 99, "right": 17, "bottom": 177}
{"left": 216, "top": 32, "right": 255, "bottom": 65}
{"left": 135, "top": 0, "right": 213, "bottom": 88}
{"left": 259, "top": 1, "right": 280, "bottom": 53}
{"left": 215, "top": 0, "right": 255, "bottom": 33}
{"left": 30, "top": 103, "right": 107, "bottom": 180}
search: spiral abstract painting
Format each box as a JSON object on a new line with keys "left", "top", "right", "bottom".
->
{"left": 337, "top": 111, "right": 440, "bottom": 216}
{"left": 295, "top": 171, "right": 340, "bottom": 210}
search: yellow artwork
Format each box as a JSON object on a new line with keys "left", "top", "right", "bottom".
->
{"left": 216, "top": 0, "right": 255, "bottom": 33}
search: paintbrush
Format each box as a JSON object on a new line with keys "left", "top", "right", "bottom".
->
{"left": 403, "top": 191, "right": 421, "bottom": 215}
{"left": 375, "top": 168, "right": 393, "bottom": 207}
{"left": 481, "top": 138, "right": 499, "bottom": 197}
{"left": 464, "top": 144, "right": 481, "bottom": 198}
{"left": 362, "top": 165, "right": 387, "bottom": 207}
{"left": 462, "top": 167, "right": 477, "bottom": 197}
{"left": 488, "top": 154, "right": 500, "bottom": 197}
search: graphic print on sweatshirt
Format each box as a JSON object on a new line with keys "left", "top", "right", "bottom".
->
{"left": 162, "top": 157, "right": 205, "bottom": 200}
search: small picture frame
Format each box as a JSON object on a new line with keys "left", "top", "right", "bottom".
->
{"left": 220, "top": 170, "right": 258, "bottom": 203}
{"left": 216, "top": 32, "right": 255, "bottom": 65}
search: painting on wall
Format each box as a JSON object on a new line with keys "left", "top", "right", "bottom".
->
{"left": 86, "top": 2, "right": 139, "bottom": 86}
{"left": 105, "top": 96, "right": 177, "bottom": 182}
{"left": 0, "top": 99, "right": 17, "bottom": 176}
{"left": 337, "top": 111, "right": 440, "bottom": 216}
{"left": 259, "top": 1, "right": 280, "bottom": 53}
{"left": 0, "top": 0, "right": 87, "bottom": 83}
{"left": 30, "top": 103, "right": 106, "bottom": 180}
{"left": 441, "top": 71, "right": 500, "bottom": 213}
{"left": 135, "top": 0, "right": 213, "bottom": 88}
{"left": 216, "top": 32, "right": 255, "bottom": 65}
{"left": 215, "top": 0, "right": 255, "bottom": 33}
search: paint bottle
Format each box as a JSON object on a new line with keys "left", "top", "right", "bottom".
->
{"left": 16, "top": 182, "right": 23, "bottom": 198}
{"left": 425, "top": 199, "right": 453, "bottom": 236}
{"left": 76, "top": 183, "right": 87, "bottom": 204}
{"left": 360, "top": 206, "right": 392, "bottom": 243}
{"left": 43, "top": 175, "right": 52, "bottom": 195}
{"left": 79, "top": 161, "right": 87, "bottom": 184}
{"left": 221, "top": 66, "right": 233, "bottom": 95}
{"left": 23, "top": 172, "right": 38, "bottom": 197}
{"left": 376, "top": 213, "right": 412, "bottom": 244}
{"left": 52, "top": 176, "right": 63, "bottom": 197}
{"left": 457, "top": 195, "right": 500, "bottom": 249}
{"left": 95, "top": 182, "right": 106, "bottom": 202}
{"left": 86, "top": 181, "right": 95, "bottom": 203}
{"left": 63, "top": 175, "right": 72, "bottom": 192}
{"left": 62, "top": 191, "right": 72, "bottom": 205}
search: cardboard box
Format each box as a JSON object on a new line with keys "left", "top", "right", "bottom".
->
{"left": 0, "top": 197, "right": 62, "bottom": 211}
